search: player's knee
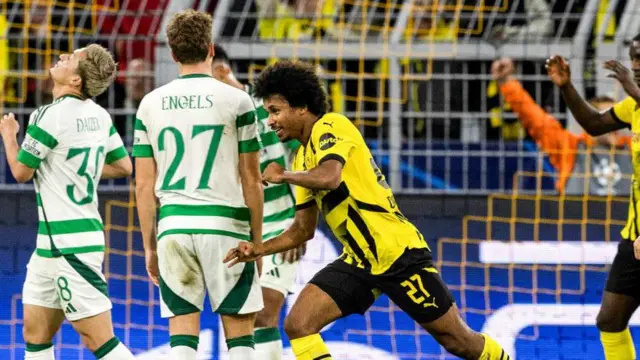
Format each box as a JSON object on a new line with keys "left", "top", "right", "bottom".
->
{"left": 23, "top": 321, "right": 49, "bottom": 345}
{"left": 596, "top": 310, "right": 628, "bottom": 333}
{"left": 284, "top": 313, "right": 316, "bottom": 339}
{"left": 76, "top": 327, "right": 111, "bottom": 352}
{"left": 255, "top": 307, "right": 279, "bottom": 328}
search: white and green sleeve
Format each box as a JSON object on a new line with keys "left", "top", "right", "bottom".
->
{"left": 236, "top": 94, "right": 261, "bottom": 154}
{"left": 105, "top": 125, "right": 129, "bottom": 164}
{"left": 17, "top": 108, "right": 59, "bottom": 169}
{"left": 132, "top": 100, "right": 153, "bottom": 158}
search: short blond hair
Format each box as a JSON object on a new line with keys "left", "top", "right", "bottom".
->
{"left": 77, "top": 44, "right": 117, "bottom": 98}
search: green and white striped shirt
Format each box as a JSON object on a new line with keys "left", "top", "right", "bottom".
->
{"left": 133, "top": 74, "right": 261, "bottom": 241}
{"left": 17, "top": 94, "right": 129, "bottom": 257}
{"left": 249, "top": 87, "right": 300, "bottom": 240}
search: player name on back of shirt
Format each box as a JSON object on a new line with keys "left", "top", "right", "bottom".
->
{"left": 161, "top": 95, "right": 214, "bottom": 110}
{"left": 76, "top": 117, "right": 101, "bottom": 133}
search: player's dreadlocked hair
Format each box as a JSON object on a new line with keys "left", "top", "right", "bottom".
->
{"left": 252, "top": 60, "right": 329, "bottom": 116}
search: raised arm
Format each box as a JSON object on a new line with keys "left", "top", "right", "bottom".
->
{"left": 1, "top": 114, "right": 35, "bottom": 183}
{"left": 546, "top": 55, "right": 628, "bottom": 136}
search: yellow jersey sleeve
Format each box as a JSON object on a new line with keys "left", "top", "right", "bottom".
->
{"left": 311, "top": 114, "right": 357, "bottom": 166}
{"left": 292, "top": 147, "right": 315, "bottom": 209}
{"left": 611, "top": 96, "right": 636, "bottom": 127}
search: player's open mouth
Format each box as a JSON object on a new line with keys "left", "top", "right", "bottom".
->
{"left": 274, "top": 127, "right": 284, "bottom": 137}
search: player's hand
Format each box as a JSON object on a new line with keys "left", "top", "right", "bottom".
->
{"left": 634, "top": 237, "right": 640, "bottom": 260}
{"left": 546, "top": 55, "right": 571, "bottom": 87}
{"left": 0, "top": 113, "right": 20, "bottom": 139}
{"left": 604, "top": 60, "right": 640, "bottom": 99}
{"left": 145, "top": 250, "right": 159, "bottom": 286}
{"left": 281, "top": 242, "right": 307, "bottom": 263}
{"left": 490, "top": 57, "right": 515, "bottom": 84}
{"left": 262, "top": 162, "right": 285, "bottom": 185}
{"left": 224, "top": 241, "right": 263, "bottom": 267}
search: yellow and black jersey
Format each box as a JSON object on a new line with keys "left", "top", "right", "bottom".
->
{"left": 293, "top": 112, "right": 428, "bottom": 275}
{"left": 610, "top": 96, "right": 640, "bottom": 241}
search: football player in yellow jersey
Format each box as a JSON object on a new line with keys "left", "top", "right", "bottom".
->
{"left": 546, "top": 33, "right": 640, "bottom": 360}
{"left": 224, "top": 60, "right": 510, "bottom": 360}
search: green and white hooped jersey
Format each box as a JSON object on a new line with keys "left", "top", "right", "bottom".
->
{"left": 249, "top": 89, "right": 300, "bottom": 240}
{"left": 17, "top": 95, "right": 129, "bottom": 257}
{"left": 133, "top": 74, "right": 261, "bottom": 241}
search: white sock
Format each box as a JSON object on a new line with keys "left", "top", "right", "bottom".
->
{"left": 227, "top": 335, "right": 256, "bottom": 360}
{"left": 169, "top": 346, "right": 197, "bottom": 360}
{"left": 169, "top": 335, "right": 198, "bottom": 360}
{"left": 255, "top": 327, "right": 283, "bottom": 360}
{"left": 24, "top": 343, "right": 54, "bottom": 359}
{"left": 94, "top": 337, "right": 135, "bottom": 360}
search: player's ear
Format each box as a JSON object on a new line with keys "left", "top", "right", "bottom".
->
{"left": 209, "top": 43, "right": 214, "bottom": 58}
{"left": 70, "top": 73, "right": 82, "bottom": 89}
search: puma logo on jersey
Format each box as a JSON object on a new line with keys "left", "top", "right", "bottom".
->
{"left": 319, "top": 133, "right": 341, "bottom": 150}
{"left": 323, "top": 121, "right": 334, "bottom": 128}
{"left": 65, "top": 303, "right": 78, "bottom": 314}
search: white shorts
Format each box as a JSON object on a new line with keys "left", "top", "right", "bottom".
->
{"left": 157, "top": 234, "right": 263, "bottom": 318}
{"left": 260, "top": 252, "right": 299, "bottom": 296}
{"left": 22, "top": 251, "right": 112, "bottom": 321}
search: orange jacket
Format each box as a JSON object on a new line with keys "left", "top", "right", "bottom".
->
{"left": 499, "top": 79, "right": 631, "bottom": 193}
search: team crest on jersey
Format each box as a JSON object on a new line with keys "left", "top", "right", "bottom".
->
{"left": 319, "top": 132, "right": 341, "bottom": 150}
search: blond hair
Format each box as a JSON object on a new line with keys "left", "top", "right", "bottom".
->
{"left": 77, "top": 44, "right": 117, "bottom": 98}
{"left": 166, "top": 10, "right": 212, "bottom": 65}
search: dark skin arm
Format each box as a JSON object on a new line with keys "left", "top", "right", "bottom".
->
{"left": 261, "top": 159, "right": 343, "bottom": 190}
{"left": 546, "top": 55, "right": 627, "bottom": 136}
{"left": 224, "top": 158, "right": 340, "bottom": 266}
{"left": 223, "top": 204, "right": 319, "bottom": 267}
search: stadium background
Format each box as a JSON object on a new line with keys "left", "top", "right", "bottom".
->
{"left": 0, "top": 0, "right": 639, "bottom": 358}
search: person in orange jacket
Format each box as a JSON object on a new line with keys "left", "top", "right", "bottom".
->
{"left": 491, "top": 57, "right": 632, "bottom": 195}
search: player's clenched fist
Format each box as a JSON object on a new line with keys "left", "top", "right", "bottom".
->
{"left": 546, "top": 55, "right": 571, "bottom": 87}
{"left": 262, "top": 162, "right": 285, "bottom": 184}
{"left": 224, "top": 241, "right": 262, "bottom": 267}
{"left": 0, "top": 113, "right": 20, "bottom": 139}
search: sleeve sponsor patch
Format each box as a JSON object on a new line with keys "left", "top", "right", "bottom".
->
{"left": 21, "top": 137, "right": 43, "bottom": 157}
{"left": 319, "top": 132, "right": 341, "bottom": 150}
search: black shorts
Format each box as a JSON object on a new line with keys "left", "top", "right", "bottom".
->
{"left": 605, "top": 240, "right": 640, "bottom": 300}
{"left": 309, "top": 248, "right": 455, "bottom": 323}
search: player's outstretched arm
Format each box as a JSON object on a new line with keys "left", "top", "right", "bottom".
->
{"left": 262, "top": 159, "right": 342, "bottom": 191}
{"left": 239, "top": 151, "right": 264, "bottom": 246}
{"left": 224, "top": 204, "right": 318, "bottom": 267}
{"left": 134, "top": 157, "right": 159, "bottom": 285}
{"left": 546, "top": 55, "right": 625, "bottom": 136}
{"left": 0, "top": 113, "right": 35, "bottom": 183}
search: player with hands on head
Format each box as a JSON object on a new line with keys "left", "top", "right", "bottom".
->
{"left": 224, "top": 60, "right": 511, "bottom": 360}
{"left": 133, "top": 10, "right": 264, "bottom": 360}
{"left": 547, "top": 33, "right": 640, "bottom": 360}
{"left": 211, "top": 43, "right": 305, "bottom": 360}
{"left": 1, "top": 44, "right": 134, "bottom": 360}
